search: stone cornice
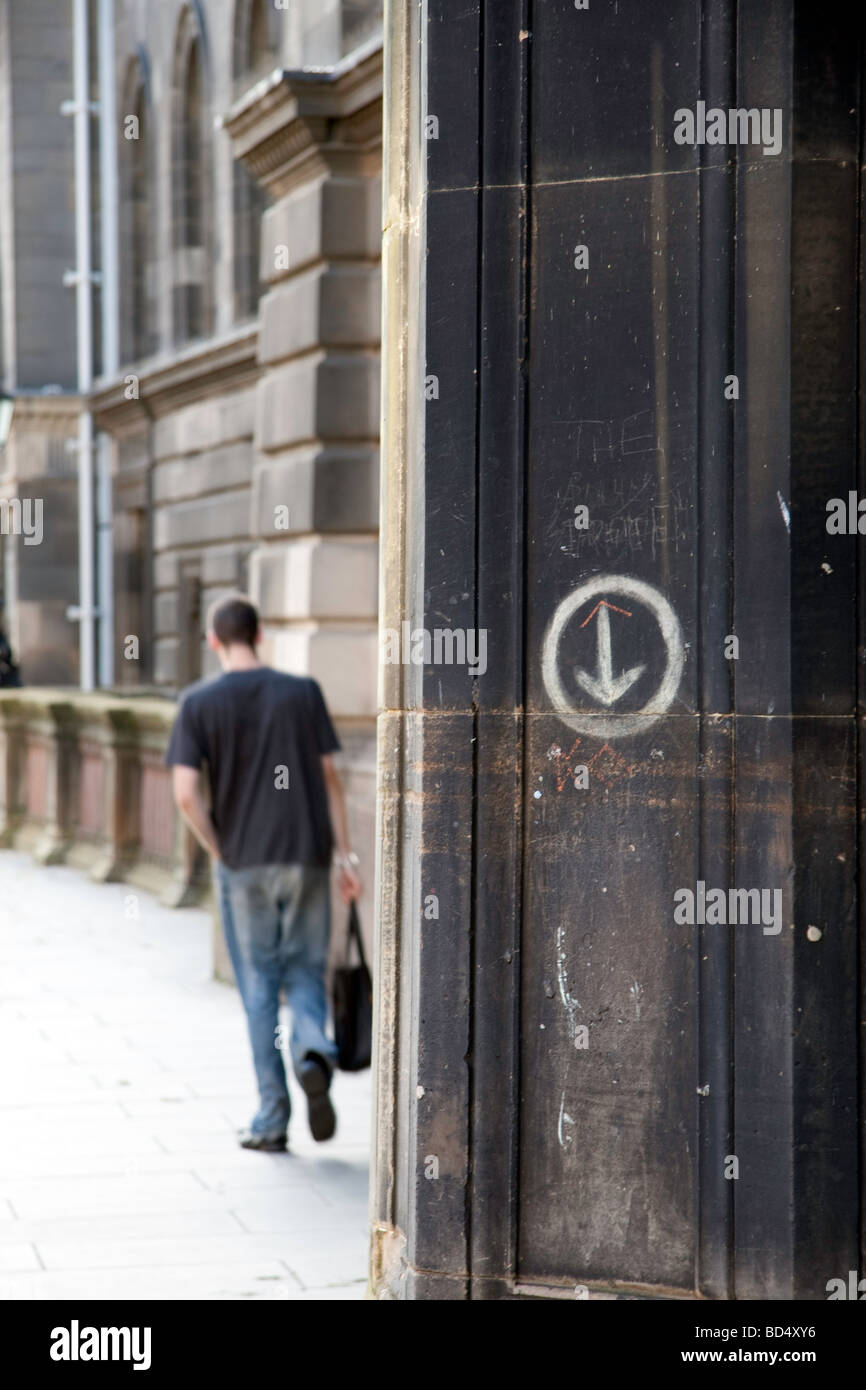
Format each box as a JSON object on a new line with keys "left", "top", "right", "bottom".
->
{"left": 5, "top": 393, "right": 81, "bottom": 433}
{"left": 0, "top": 688, "right": 176, "bottom": 725}
{"left": 90, "top": 323, "right": 259, "bottom": 435}
{"left": 220, "top": 37, "right": 384, "bottom": 197}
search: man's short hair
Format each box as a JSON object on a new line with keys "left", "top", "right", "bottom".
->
{"left": 207, "top": 593, "right": 260, "bottom": 649}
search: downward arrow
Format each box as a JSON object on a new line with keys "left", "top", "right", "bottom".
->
{"left": 574, "top": 601, "right": 645, "bottom": 707}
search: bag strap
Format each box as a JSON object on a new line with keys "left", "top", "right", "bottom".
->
{"left": 345, "top": 902, "right": 369, "bottom": 973}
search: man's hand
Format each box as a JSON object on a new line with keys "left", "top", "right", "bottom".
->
{"left": 336, "top": 861, "right": 362, "bottom": 904}
{"left": 322, "top": 755, "right": 363, "bottom": 903}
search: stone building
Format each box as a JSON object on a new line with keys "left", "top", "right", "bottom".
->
{"left": 0, "top": 0, "right": 383, "bottom": 966}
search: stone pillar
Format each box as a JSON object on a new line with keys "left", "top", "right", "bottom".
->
{"left": 30, "top": 698, "right": 76, "bottom": 865}
{"left": 223, "top": 43, "right": 383, "bottom": 958}
{"left": 88, "top": 703, "right": 139, "bottom": 884}
{"left": 0, "top": 696, "right": 25, "bottom": 846}
{"left": 372, "top": 0, "right": 864, "bottom": 1302}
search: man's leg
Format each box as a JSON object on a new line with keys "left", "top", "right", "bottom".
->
{"left": 221, "top": 864, "right": 291, "bottom": 1145}
{"left": 212, "top": 860, "right": 249, "bottom": 1007}
{"left": 277, "top": 865, "right": 338, "bottom": 1140}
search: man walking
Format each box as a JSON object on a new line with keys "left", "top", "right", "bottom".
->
{"left": 166, "top": 593, "right": 361, "bottom": 1151}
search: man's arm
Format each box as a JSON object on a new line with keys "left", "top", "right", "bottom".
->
{"left": 172, "top": 765, "right": 221, "bottom": 862}
{"left": 322, "top": 754, "right": 362, "bottom": 903}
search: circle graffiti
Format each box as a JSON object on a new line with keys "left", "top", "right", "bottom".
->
{"left": 541, "top": 574, "right": 684, "bottom": 740}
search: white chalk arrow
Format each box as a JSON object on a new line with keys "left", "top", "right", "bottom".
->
{"left": 574, "top": 600, "right": 645, "bottom": 707}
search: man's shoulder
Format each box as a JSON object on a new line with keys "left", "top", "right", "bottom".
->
{"left": 175, "top": 674, "right": 224, "bottom": 711}
{"left": 260, "top": 669, "right": 319, "bottom": 697}
{"left": 178, "top": 669, "right": 316, "bottom": 703}
{"left": 177, "top": 669, "right": 318, "bottom": 702}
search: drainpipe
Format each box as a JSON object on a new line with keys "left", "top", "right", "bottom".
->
{"left": 96, "top": 435, "right": 113, "bottom": 687}
{"left": 62, "top": 0, "right": 96, "bottom": 691}
{"left": 97, "top": 0, "right": 117, "bottom": 688}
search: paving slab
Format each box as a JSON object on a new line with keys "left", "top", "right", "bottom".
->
{"left": 0, "top": 851, "right": 372, "bottom": 1299}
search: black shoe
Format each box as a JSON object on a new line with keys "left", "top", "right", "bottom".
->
{"left": 298, "top": 1055, "right": 336, "bottom": 1142}
{"left": 238, "top": 1129, "right": 287, "bottom": 1152}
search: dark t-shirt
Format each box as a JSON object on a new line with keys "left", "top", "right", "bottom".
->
{"left": 165, "top": 668, "right": 340, "bottom": 870}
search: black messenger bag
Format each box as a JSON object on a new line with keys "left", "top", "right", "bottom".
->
{"left": 332, "top": 902, "right": 372, "bottom": 1072}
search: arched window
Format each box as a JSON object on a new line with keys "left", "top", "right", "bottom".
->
{"left": 232, "top": 0, "right": 276, "bottom": 321}
{"left": 120, "top": 58, "right": 153, "bottom": 364}
{"left": 232, "top": 0, "right": 274, "bottom": 94}
{"left": 172, "top": 9, "right": 211, "bottom": 344}
{"left": 181, "top": 43, "right": 203, "bottom": 256}
{"left": 247, "top": 0, "right": 271, "bottom": 78}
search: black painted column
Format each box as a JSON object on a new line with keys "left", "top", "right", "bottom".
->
{"left": 372, "top": 0, "right": 864, "bottom": 1300}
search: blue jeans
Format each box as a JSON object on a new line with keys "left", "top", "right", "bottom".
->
{"left": 213, "top": 860, "right": 337, "bottom": 1137}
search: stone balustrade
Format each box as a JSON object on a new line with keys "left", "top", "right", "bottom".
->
{"left": 0, "top": 688, "right": 377, "bottom": 985}
{"left": 0, "top": 689, "right": 201, "bottom": 906}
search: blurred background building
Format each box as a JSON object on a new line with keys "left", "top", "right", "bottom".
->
{"left": 0, "top": 0, "right": 382, "bottom": 966}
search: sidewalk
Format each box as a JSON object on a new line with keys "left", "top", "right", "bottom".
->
{"left": 0, "top": 851, "right": 371, "bottom": 1300}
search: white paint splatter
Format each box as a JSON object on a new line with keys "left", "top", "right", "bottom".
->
{"left": 629, "top": 980, "right": 642, "bottom": 1020}
{"left": 557, "top": 1090, "right": 575, "bottom": 1149}
{"left": 556, "top": 925, "right": 581, "bottom": 1044}
{"left": 776, "top": 491, "right": 791, "bottom": 532}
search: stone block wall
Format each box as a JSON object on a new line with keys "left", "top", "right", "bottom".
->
{"left": 1, "top": 1, "right": 383, "bottom": 980}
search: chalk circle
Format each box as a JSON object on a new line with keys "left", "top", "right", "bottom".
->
{"left": 542, "top": 574, "right": 684, "bottom": 741}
